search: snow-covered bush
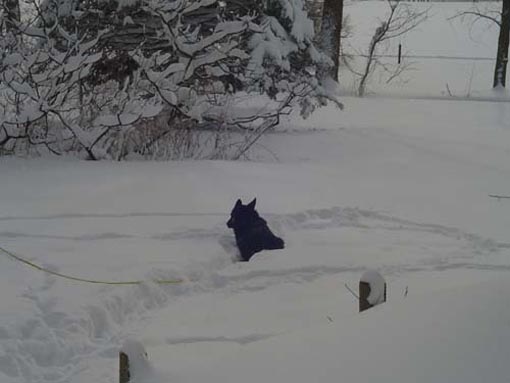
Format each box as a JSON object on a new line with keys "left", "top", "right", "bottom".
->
{"left": 0, "top": 0, "right": 340, "bottom": 159}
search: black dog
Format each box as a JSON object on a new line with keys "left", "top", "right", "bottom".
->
{"left": 226, "top": 198, "right": 284, "bottom": 262}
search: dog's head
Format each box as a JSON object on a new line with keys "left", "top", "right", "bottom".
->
{"left": 227, "top": 198, "right": 259, "bottom": 229}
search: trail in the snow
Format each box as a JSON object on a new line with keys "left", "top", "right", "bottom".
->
{"left": 1, "top": 206, "right": 509, "bottom": 383}
{"left": 1, "top": 206, "right": 509, "bottom": 250}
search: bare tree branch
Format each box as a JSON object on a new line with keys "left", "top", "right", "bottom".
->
{"left": 448, "top": 11, "right": 501, "bottom": 27}
{"left": 357, "top": 0, "right": 428, "bottom": 96}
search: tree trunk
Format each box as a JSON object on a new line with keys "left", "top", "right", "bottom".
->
{"left": 320, "top": 0, "right": 343, "bottom": 81}
{"left": 494, "top": 0, "right": 510, "bottom": 88}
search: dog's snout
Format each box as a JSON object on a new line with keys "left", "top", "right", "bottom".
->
{"left": 226, "top": 218, "right": 233, "bottom": 228}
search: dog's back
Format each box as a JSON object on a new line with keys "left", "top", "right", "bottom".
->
{"left": 227, "top": 199, "right": 284, "bottom": 261}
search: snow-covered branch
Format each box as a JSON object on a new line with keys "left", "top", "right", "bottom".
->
{"left": 1, "top": 0, "right": 339, "bottom": 160}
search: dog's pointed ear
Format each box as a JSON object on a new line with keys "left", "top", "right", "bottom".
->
{"left": 235, "top": 199, "right": 242, "bottom": 208}
{"left": 247, "top": 198, "right": 256, "bottom": 209}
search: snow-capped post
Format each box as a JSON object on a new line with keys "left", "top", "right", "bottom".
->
{"left": 120, "top": 340, "right": 153, "bottom": 383}
{"left": 119, "top": 351, "right": 130, "bottom": 383}
{"left": 359, "top": 270, "right": 386, "bottom": 312}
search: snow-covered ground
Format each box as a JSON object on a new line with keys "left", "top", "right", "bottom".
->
{"left": 2, "top": 95, "right": 510, "bottom": 383}
{"left": 1, "top": 2, "right": 510, "bottom": 383}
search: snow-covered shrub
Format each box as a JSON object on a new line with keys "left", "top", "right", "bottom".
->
{"left": 0, "top": 26, "right": 162, "bottom": 159}
{"left": 0, "top": 0, "right": 340, "bottom": 159}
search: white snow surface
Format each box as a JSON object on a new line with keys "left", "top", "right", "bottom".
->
{"left": 1, "top": 2, "right": 510, "bottom": 383}
{"left": 1, "top": 95, "right": 510, "bottom": 383}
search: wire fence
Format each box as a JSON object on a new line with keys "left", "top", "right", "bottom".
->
{"left": 347, "top": 53, "right": 496, "bottom": 61}
{"left": 338, "top": 50, "right": 505, "bottom": 99}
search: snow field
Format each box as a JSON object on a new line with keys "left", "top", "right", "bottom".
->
{"left": 1, "top": 96, "right": 510, "bottom": 381}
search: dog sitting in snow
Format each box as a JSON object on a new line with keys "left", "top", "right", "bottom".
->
{"left": 226, "top": 198, "right": 284, "bottom": 262}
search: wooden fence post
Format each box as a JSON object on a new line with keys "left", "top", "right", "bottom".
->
{"left": 359, "top": 281, "right": 372, "bottom": 312}
{"left": 119, "top": 351, "right": 130, "bottom": 383}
